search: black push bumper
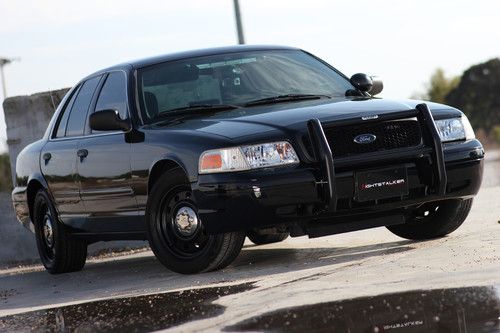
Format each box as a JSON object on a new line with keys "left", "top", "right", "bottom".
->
{"left": 193, "top": 104, "right": 484, "bottom": 235}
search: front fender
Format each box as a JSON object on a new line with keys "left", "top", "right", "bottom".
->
{"left": 149, "top": 154, "right": 192, "bottom": 182}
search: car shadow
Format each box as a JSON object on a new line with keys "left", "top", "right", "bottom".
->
{"left": 79, "top": 239, "right": 415, "bottom": 280}
{"left": 0, "top": 239, "right": 416, "bottom": 313}
{"left": 227, "top": 239, "right": 415, "bottom": 277}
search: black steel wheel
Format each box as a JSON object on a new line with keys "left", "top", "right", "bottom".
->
{"left": 147, "top": 168, "right": 245, "bottom": 274}
{"left": 157, "top": 186, "right": 212, "bottom": 259}
{"left": 33, "top": 189, "right": 87, "bottom": 274}
{"left": 387, "top": 199, "right": 473, "bottom": 240}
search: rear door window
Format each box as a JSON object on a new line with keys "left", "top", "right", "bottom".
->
{"left": 94, "top": 72, "right": 128, "bottom": 119}
{"left": 65, "top": 76, "right": 101, "bottom": 137}
{"left": 54, "top": 87, "right": 79, "bottom": 138}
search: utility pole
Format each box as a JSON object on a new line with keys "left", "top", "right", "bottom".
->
{"left": 0, "top": 57, "right": 18, "bottom": 98}
{"left": 233, "top": 0, "right": 245, "bottom": 44}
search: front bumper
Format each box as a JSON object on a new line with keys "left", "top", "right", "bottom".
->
{"left": 193, "top": 104, "right": 484, "bottom": 235}
{"left": 193, "top": 141, "right": 483, "bottom": 234}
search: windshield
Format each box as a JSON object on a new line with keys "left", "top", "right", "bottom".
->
{"left": 137, "top": 49, "right": 353, "bottom": 122}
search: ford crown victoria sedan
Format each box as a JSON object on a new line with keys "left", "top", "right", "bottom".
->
{"left": 12, "top": 45, "right": 484, "bottom": 274}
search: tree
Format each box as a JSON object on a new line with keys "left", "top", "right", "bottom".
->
{"left": 412, "top": 68, "right": 460, "bottom": 104}
{"left": 446, "top": 58, "right": 500, "bottom": 133}
{"left": 427, "top": 69, "right": 461, "bottom": 104}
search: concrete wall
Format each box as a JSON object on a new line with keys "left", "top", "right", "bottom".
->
{"left": 0, "top": 191, "right": 39, "bottom": 265}
{"left": 3, "top": 89, "right": 69, "bottom": 183}
{"left": 1, "top": 89, "right": 147, "bottom": 267}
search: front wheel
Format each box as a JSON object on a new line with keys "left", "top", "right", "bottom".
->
{"left": 33, "top": 190, "right": 87, "bottom": 274}
{"left": 387, "top": 199, "right": 473, "bottom": 240}
{"left": 146, "top": 169, "right": 246, "bottom": 274}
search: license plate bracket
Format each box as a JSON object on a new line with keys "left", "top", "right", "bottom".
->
{"left": 354, "top": 166, "right": 409, "bottom": 202}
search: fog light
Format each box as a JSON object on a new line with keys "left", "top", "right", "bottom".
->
{"left": 252, "top": 186, "right": 262, "bottom": 198}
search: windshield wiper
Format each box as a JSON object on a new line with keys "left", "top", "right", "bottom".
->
{"left": 243, "top": 94, "right": 331, "bottom": 107}
{"left": 156, "top": 104, "right": 240, "bottom": 119}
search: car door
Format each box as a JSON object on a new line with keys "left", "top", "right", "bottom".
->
{"left": 41, "top": 76, "right": 102, "bottom": 227}
{"left": 76, "top": 71, "right": 139, "bottom": 231}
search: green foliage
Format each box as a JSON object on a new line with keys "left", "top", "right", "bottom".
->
{"left": 493, "top": 125, "right": 500, "bottom": 145}
{"left": 413, "top": 68, "right": 460, "bottom": 104}
{"left": 427, "top": 69, "right": 460, "bottom": 104}
{"left": 0, "top": 154, "right": 13, "bottom": 192}
{"left": 446, "top": 58, "right": 500, "bottom": 133}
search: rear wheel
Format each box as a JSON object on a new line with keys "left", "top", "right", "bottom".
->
{"left": 147, "top": 169, "right": 245, "bottom": 274}
{"left": 33, "top": 190, "right": 87, "bottom": 274}
{"left": 387, "top": 198, "right": 473, "bottom": 240}
{"left": 247, "top": 229, "right": 289, "bottom": 245}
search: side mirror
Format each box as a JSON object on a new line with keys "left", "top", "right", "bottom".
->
{"left": 89, "top": 109, "right": 131, "bottom": 132}
{"left": 370, "top": 76, "right": 384, "bottom": 95}
{"left": 350, "top": 73, "right": 373, "bottom": 93}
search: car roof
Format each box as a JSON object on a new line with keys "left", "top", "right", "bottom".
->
{"left": 84, "top": 45, "right": 300, "bottom": 79}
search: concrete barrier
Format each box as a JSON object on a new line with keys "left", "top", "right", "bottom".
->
{"left": 3, "top": 89, "right": 69, "bottom": 183}
{"left": 1, "top": 89, "right": 147, "bottom": 267}
{"left": 0, "top": 191, "right": 39, "bottom": 265}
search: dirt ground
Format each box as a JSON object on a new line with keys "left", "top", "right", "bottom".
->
{"left": 0, "top": 150, "right": 498, "bottom": 332}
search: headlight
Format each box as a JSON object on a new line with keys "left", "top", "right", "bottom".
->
{"left": 435, "top": 116, "right": 475, "bottom": 142}
{"left": 199, "top": 141, "right": 299, "bottom": 174}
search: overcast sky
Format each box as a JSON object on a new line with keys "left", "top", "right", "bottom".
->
{"left": 1, "top": 0, "right": 500, "bottom": 153}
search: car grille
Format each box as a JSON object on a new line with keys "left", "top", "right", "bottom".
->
{"left": 321, "top": 120, "right": 422, "bottom": 158}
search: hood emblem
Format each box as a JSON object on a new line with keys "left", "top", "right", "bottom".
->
{"left": 354, "top": 134, "right": 377, "bottom": 144}
{"left": 362, "top": 115, "right": 379, "bottom": 120}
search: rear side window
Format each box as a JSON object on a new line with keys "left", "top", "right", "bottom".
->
{"left": 54, "top": 87, "right": 79, "bottom": 138}
{"left": 65, "top": 76, "right": 101, "bottom": 137}
{"left": 94, "top": 72, "right": 128, "bottom": 119}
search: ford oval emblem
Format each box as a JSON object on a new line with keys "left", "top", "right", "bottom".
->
{"left": 354, "top": 134, "right": 377, "bottom": 144}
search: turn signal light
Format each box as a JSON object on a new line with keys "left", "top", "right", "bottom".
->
{"left": 200, "top": 153, "right": 222, "bottom": 170}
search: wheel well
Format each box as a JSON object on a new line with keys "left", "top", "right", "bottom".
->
{"left": 148, "top": 160, "right": 187, "bottom": 194}
{"left": 27, "top": 179, "right": 44, "bottom": 222}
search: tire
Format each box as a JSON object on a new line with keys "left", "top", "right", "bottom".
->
{"left": 387, "top": 198, "right": 473, "bottom": 240}
{"left": 33, "top": 189, "right": 87, "bottom": 274}
{"left": 247, "top": 229, "right": 289, "bottom": 245}
{"left": 146, "top": 169, "right": 246, "bottom": 274}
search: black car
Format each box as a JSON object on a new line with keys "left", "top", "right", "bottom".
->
{"left": 12, "top": 45, "right": 484, "bottom": 274}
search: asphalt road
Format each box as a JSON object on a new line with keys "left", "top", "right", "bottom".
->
{"left": 0, "top": 150, "right": 499, "bottom": 332}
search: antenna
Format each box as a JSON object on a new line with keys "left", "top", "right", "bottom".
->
{"left": 233, "top": 0, "right": 245, "bottom": 44}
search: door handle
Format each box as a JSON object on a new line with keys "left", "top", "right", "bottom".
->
{"left": 77, "top": 149, "right": 89, "bottom": 160}
{"left": 42, "top": 152, "right": 52, "bottom": 163}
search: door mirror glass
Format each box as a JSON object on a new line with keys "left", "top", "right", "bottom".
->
{"left": 89, "top": 110, "right": 130, "bottom": 132}
{"left": 370, "top": 76, "right": 384, "bottom": 95}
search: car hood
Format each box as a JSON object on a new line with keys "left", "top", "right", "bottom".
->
{"left": 152, "top": 97, "right": 462, "bottom": 140}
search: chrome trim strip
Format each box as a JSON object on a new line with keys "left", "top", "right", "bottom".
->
{"left": 80, "top": 187, "right": 134, "bottom": 197}
{"left": 48, "top": 131, "right": 123, "bottom": 142}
